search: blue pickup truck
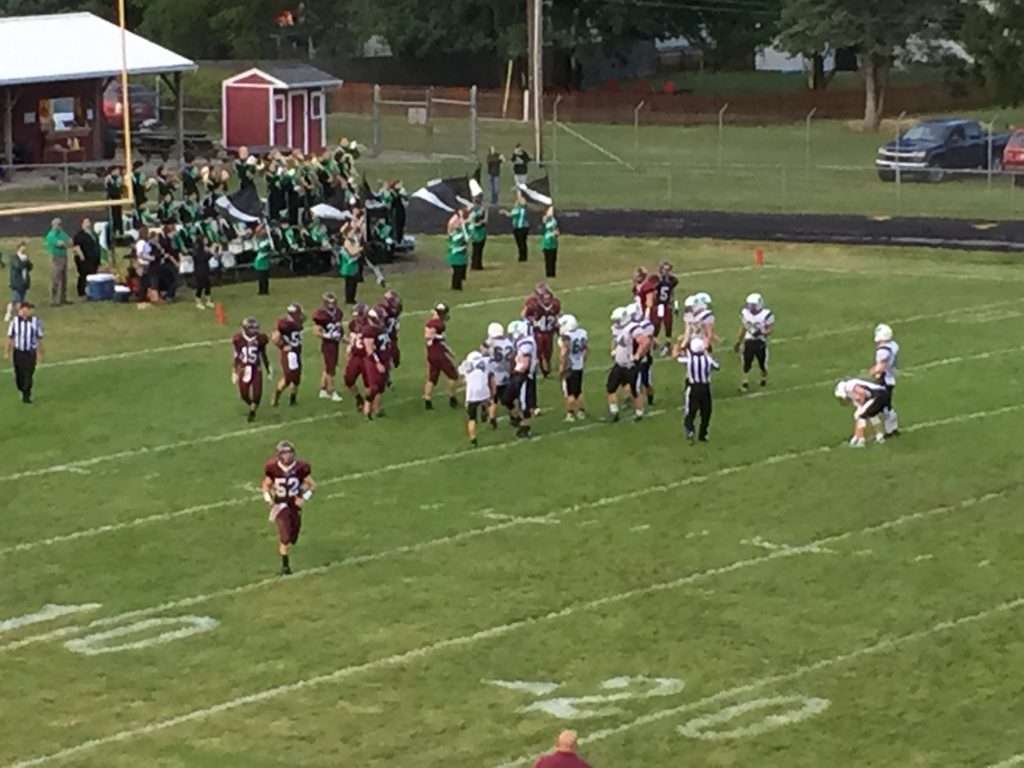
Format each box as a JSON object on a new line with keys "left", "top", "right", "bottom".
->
{"left": 875, "top": 118, "right": 1011, "bottom": 182}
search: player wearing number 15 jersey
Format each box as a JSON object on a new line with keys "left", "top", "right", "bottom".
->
{"left": 232, "top": 317, "right": 271, "bottom": 422}
{"left": 261, "top": 441, "right": 315, "bottom": 575}
{"left": 312, "top": 292, "right": 344, "bottom": 402}
{"left": 272, "top": 303, "right": 304, "bottom": 407}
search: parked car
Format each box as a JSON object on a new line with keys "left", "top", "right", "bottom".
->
{"left": 1002, "top": 128, "right": 1024, "bottom": 186}
{"left": 102, "top": 82, "right": 158, "bottom": 126}
{"left": 875, "top": 118, "right": 1010, "bottom": 182}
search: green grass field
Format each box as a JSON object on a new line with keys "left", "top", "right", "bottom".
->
{"left": 2, "top": 235, "right": 1024, "bottom": 767}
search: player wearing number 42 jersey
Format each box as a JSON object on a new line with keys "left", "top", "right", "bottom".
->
{"left": 733, "top": 292, "right": 774, "bottom": 391}
{"left": 271, "top": 303, "right": 304, "bottom": 407}
{"left": 261, "top": 441, "right": 315, "bottom": 575}
{"left": 312, "top": 292, "right": 344, "bottom": 402}
{"left": 232, "top": 317, "right": 271, "bottom": 422}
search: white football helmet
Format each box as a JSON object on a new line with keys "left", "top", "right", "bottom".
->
{"left": 874, "top": 323, "right": 893, "bottom": 343}
{"left": 487, "top": 322, "right": 504, "bottom": 339}
{"left": 834, "top": 380, "right": 849, "bottom": 401}
{"left": 559, "top": 314, "right": 578, "bottom": 334}
{"left": 467, "top": 350, "right": 483, "bottom": 364}
{"left": 695, "top": 291, "right": 712, "bottom": 307}
{"left": 746, "top": 293, "right": 764, "bottom": 311}
{"left": 628, "top": 300, "right": 644, "bottom": 322}
{"left": 683, "top": 295, "right": 697, "bottom": 310}
{"left": 610, "top": 307, "right": 629, "bottom": 326}
{"left": 689, "top": 338, "right": 706, "bottom": 353}
{"left": 508, "top": 320, "right": 528, "bottom": 339}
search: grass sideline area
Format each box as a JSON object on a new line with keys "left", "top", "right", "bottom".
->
{"left": 1, "top": 235, "right": 1023, "bottom": 767}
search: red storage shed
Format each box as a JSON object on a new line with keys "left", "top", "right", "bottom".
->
{"left": 221, "top": 64, "right": 342, "bottom": 155}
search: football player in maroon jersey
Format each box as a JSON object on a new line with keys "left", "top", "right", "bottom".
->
{"left": 525, "top": 283, "right": 561, "bottom": 377}
{"left": 271, "top": 303, "right": 304, "bottom": 407}
{"left": 649, "top": 260, "right": 679, "bottom": 356}
{"left": 312, "top": 292, "right": 344, "bottom": 402}
{"left": 361, "top": 308, "right": 388, "bottom": 420}
{"left": 231, "top": 317, "right": 271, "bottom": 422}
{"left": 632, "top": 266, "right": 649, "bottom": 301}
{"left": 382, "top": 289, "right": 403, "bottom": 369}
{"left": 423, "top": 302, "right": 459, "bottom": 410}
{"left": 260, "top": 440, "right": 315, "bottom": 575}
{"left": 343, "top": 302, "right": 371, "bottom": 411}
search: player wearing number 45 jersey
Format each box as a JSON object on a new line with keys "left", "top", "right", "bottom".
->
{"left": 271, "top": 303, "right": 304, "bottom": 407}
{"left": 733, "top": 292, "right": 774, "bottom": 391}
{"left": 261, "top": 441, "right": 315, "bottom": 575}
{"left": 312, "top": 292, "right": 344, "bottom": 402}
{"left": 232, "top": 317, "right": 271, "bottom": 422}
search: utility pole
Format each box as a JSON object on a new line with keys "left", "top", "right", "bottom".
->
{"left": 528, "top": 0, "right": 543, "bottom": 161}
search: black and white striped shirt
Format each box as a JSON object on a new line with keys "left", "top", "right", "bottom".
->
{"left": 679, "top": 350, "right": 719, "bottom": 384}
{"left": 7, "top": 316, "right": 44, "bottom": 351}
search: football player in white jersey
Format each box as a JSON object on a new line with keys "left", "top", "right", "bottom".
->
{"left": 834, "top": 378, "right": 889, "bottom": 447}
{"left": 483, "top": 321, "right": 515, "bottom": 429}
{"left": 606, "top": 306, "right": 650, "bottom": 423}
{"left": 505, "top": 320, "right": 538, "bottom": 439}
{"left": 558, "top": 314, "right": 589, "bottom": 421}
{"left": 869, "top": 323, "right": 900, "bottom": 437}
{"left": 459, "top": 350, "right": 494, "bottom": 447}
{"left": 733, "top": 292, "right": 774, "bottom": 391}
{"left": 627, "top": 302, "right": 656, "bottom": 418}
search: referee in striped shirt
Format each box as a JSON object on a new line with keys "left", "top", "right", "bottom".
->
{"left": 5, "top": 302, "right": 44, "bottom": 403}
{"left": 675, "top": 336, "right": 719, "bottom": 444}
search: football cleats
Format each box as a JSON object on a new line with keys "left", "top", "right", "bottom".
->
{"left": 241, "top": 316, "right": 260, "bottom": 334}
{"left": 746, "top": 292, "right": 764, "bottom": 312}
{"left": 559, "top": 314, "right": 578, "bottom": 333}
{"left": 689, "top": 338, "right": 706, "bottom": 353}
{"left": 874, "top": 323, "right": 893, "bottom": 343}
{"left": 487, "top": 322, "right": 505, "bottom": 339}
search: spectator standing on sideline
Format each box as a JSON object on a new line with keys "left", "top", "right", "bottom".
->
{"left": 541, "top": 205, "right": 559, "bottom": 278}
{"left": 511, "top": 143, "right": 531, "bottom": 189}
{"left": 6, "top": 242, "right": 31, "bottom": 322}
{"left": 191, "top": 233, "right": 215, "bottom": 309}
{"left": 485, "top": 146, "right": 504, "bottom": 204}
{"left": 5, "top": 302, "right": 43, "bottom": 404}
{"left": 534, "top": 731, "right": 591, "bottom": 768}
{"left": 339, "top": 222, "right": 363, "bottom": 305}
{"left": 509, "top": 192, "right": 530, "bottom": 262}
{"left": 72, "top": 218, "right": 101, "bottom": 298}
{"left": 253, "top": 224, "right": 273, "bottom": 296}
{"left": 43, "top": 218, "right": 72, "bottom": 306}
{"left": 446, "top": 209, "right": 469, "bottom": 291}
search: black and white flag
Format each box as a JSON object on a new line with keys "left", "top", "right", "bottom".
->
{"left": 517, "top": 173, "right": 552, "bottom": 207}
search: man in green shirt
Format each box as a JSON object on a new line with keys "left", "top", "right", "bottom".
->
{"left": 540, "top": 205, "right": 559, "bottom": 278}
{"left": 338, "top": 223, "right": 362, "bottom": 305}
{"left": 509, "top": 193, "right": 529, "bottom": 262}
{"left": 469, "top": 199, "right": 488, "bottom": 271}
{"left": 43, "top": 218, "right": 72, "bottom": 306}
{"left": 253, "top": 225, "right": 273, "bottom": 295}
{"left": 446, "top": 210, "right": 469, "bottom": 291}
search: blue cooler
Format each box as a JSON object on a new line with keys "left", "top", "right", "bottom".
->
{"left": 114, "top": 285, "right": 132, "bottom": 303}
{"left": 85, "top": 273, "right": 115, "bottom": 301}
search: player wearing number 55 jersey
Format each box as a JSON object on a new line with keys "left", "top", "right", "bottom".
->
{"left": 733, "top": 292, "right": 774, "bottom": 391}
{"left": 271, "top": 303, "right": 304, "bottom": 407}
{"left": 312, "top": 292, "right": 344, "bottom": 403}
{"left": 232, "top": 317, "right": 271, "bottom": 422}
{"left": 261, "top": 441, "right": 315, "bottom": 575}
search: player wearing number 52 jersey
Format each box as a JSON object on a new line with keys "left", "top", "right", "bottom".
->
{"left": 261, "top": 441, "right": 315, "bottom": 575}
{"left": 558, "top": 314, "right": 588, "bottom": 421}
{"left": 232, "top": 317, "right": 271, "bottom": 422}
{"left": 733, "top": 292, "right": 774, "bottom": 391}
{"left": 484, "top": 322, "right": 515, "bottom": 428}
{"left": 312, "top": 292, "right": 344, "bottom": 403}
{"left": 272, "top": 303, "right": 304, "bottom": 407}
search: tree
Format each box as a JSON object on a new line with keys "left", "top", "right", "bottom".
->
{"left": 777, "top": 0, "right": 952, "bottom": 131}
{"left": 961, "top": 0, "right": 1024, "bottom": 106}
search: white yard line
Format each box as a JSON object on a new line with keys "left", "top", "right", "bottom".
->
{"left": 557, "top": 122, "right": 635, "bottom": 170}
{"left": 497, "top": 595, "right": 1024, "bottom": 767}
{"left": 987, "top": 755, "right": 1024, "bottom": 768}
{"left": 5, "top": 484, "right": 1013, "bottom": 768}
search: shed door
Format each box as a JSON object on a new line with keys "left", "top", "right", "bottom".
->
{"left": 290, "top": 91, "right": 307, "bottom": 153}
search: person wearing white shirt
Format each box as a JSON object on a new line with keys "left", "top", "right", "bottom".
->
{"left": 459, "top": 350, "right": 494, "bottom": 446}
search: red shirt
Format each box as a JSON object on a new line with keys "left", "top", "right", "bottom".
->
{"left": 312, "top": 306, "right": 344, "bottom": 343}
{"left": 535, "top": 752, "right": 592, "bottom": 768}
{"left": 425, "top": 316, "right": 447, "bottom": 349}
{"left": 263, "top": 459, "right": 311, "bottom": 506}
{"left": 637, "top": 275, "right": 658, "bottom": 309}
{"left": 232, "top": 332, "right": 268, "bottom": 374}
{"left": 347, "top": 318, "right": 370, "bottom": 358}
{"left": 276, "top": 317, "right": 303, "bottom": 352}
{"left": 534, "top": 298, "right": 561, "bottom": 334}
